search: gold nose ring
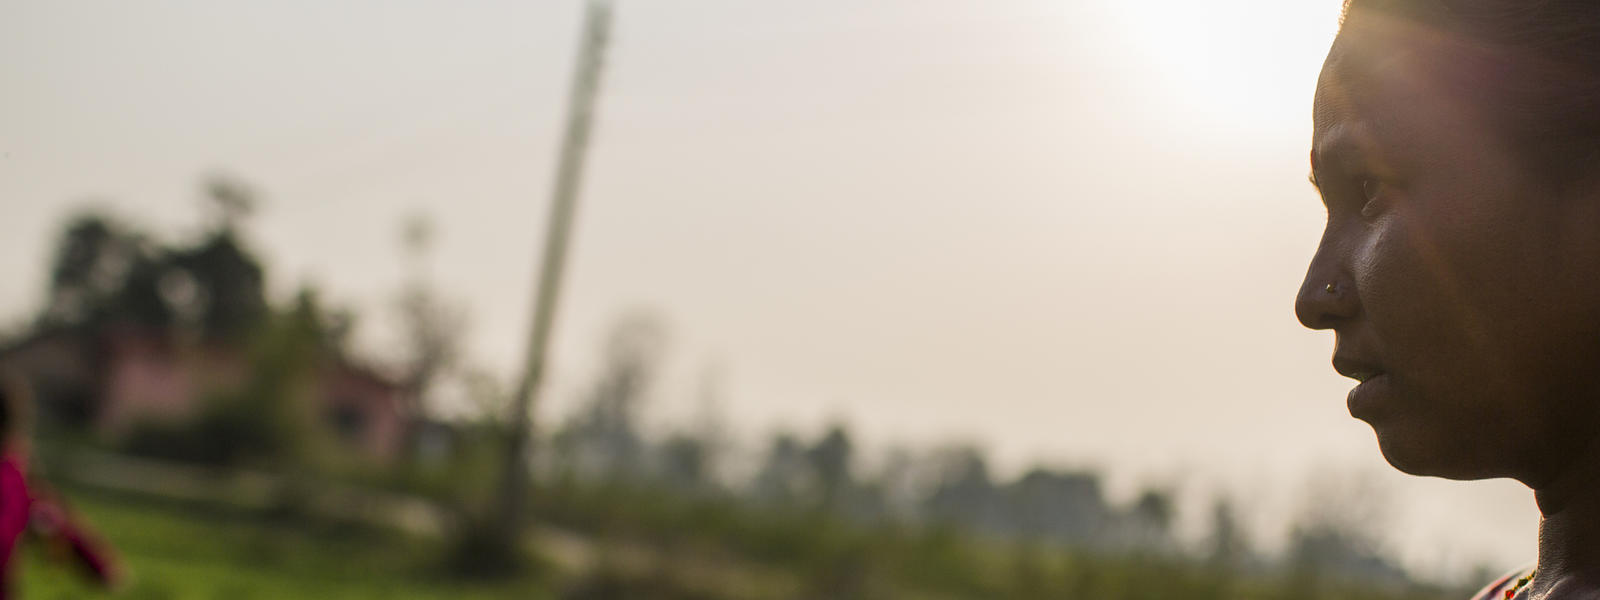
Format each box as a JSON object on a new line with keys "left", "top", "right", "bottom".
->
{"left": 1325, "top": 283, "right": 1338, "bottom": 294}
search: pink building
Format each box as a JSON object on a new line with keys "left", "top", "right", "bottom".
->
{"left": 1, "top": 327, "right": 409, "bottom": 462}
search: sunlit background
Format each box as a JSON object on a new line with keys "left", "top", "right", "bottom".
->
{"left": 0, "top": 0, "right": 1538, "bottom": 596}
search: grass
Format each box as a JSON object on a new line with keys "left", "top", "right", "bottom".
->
{"left": 6, "top": 479, "right": 1471, "bottom": 600}
{"left": 15, "top": 485, "right": 554, "bottom": 600}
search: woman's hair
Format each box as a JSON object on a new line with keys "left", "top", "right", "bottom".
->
{"left": 1341, "top": 0, "right": 1600, "bottom": 188}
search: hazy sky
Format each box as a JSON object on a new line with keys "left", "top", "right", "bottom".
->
{"left": 0, "top": 0, "right": 1538, "bottom": 580}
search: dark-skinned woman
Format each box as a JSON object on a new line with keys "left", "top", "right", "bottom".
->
{"left": 1300, "top": 2, "right": 1600, "bottom": 598}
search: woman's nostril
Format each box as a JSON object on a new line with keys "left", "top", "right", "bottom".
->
{"left": 1296, "top": 277, "right": 1354, "bottom": 331}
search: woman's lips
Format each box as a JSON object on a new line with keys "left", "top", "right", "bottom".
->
{"left": 1332, "top": 354, "right": 1391, "bottom": 419}
{"left": 1346, "top": 372, "right": 1392, "bottom": 420}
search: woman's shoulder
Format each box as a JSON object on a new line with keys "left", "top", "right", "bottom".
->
{"left": 1470, "top": 564, "right": 1535, "bottom": 600}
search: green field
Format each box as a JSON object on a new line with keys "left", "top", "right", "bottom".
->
{"left": 7, "top": 482, "right": 1470, "bottom": 600}
{"left": 16, "top": 486, "right": 552, "bottom": 600}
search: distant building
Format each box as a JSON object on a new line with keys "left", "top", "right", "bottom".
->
{"left": 0, "top": 326, "right": 408, "bottom": 462}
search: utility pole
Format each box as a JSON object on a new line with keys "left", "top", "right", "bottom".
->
{"left": 493, "top": 0, "right": 613, "bottom": 556}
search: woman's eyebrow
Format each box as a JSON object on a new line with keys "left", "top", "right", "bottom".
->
{"left": 1310, "top": 125, "right": 1372, "bottom": 184}
{"left": 1307, "top": 148, "right": 1324, "bottom": 191}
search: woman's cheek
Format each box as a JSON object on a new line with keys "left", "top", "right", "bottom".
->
{"left": 1352, "top": 217, "right": 1413, "bottom": 319}
{"left": 1359, "top": 216, "right": 1458, "bottom": 357}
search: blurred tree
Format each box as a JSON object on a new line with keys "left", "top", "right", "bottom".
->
{"left": 553, "top": 312, "right": 665, "bottom": 482}
{"left": 40, "top": 177, "right": 272, "bottom": 341}
{"left": 873, "top": 446, "right": 924, "bottom": 522}
{"left": 41, "top": 188, "right": 268, "bottom": 341}
{"left": 393, "top": 212, "right": 466, "bottom": 428}
{"left": 203, "top": 173, "right": 255, "bottom": 232}
{"left": 922, "top": 445, "right": 999, "bottom": 531}
{"left": 236, "top": 288, "right": 329, "bottom": 462}
{"left": 1005, "top": 468, "right": 1110, "bottom": 545}
{"left": 652, "top": 367, "right": 731, "bottom": 494}
{"left": 1287, "top": 470, "right": 1407, "bottom": 585}
{"left": 1123, "top": 487, "right": 1177, "bottom": 552}
{"left": 159, "top": 173, "right": 269, "bottom": 339}
{"left": 1204, "top": 494, "right": 1252, "bottom": 570}
{"left": 167, "top": 230, "right": 265, "bottom": 339}
{"left": 45, "top": 213, "right": 119, "bottom": 326}
{"left": 42, "top": 212, "right": 166, "bottom": 329}
{"left": 657, "top": 433, "right": 709, "bottom": 492}
{"left": 805, "top": 424, "right": 854, "bottom": 511}
{"left": 751, "top": 432, "right": 808, "bottom": 507}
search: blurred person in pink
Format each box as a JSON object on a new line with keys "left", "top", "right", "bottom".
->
{"left": 0, "top": 367, "right": 119, "bottom": 597}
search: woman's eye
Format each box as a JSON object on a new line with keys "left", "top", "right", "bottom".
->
{"left": 1358, "top": 177, "right": 1386, "bottom": 216}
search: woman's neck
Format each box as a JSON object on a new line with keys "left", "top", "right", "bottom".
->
{"left": 1530, "top": 436, "right": 1600, "bottom": 598}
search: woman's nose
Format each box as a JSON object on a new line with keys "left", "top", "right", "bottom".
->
{"left": 1295, "top": 248, "right": 1359, "bottom": 330}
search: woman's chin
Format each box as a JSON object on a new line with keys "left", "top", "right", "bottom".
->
{"left": 1372, "top": 425, "right": 1499, "bottom": 481}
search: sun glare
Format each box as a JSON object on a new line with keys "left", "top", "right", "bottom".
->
{"left": 1105, "top": 1, "right": 1344, "bottom": 130}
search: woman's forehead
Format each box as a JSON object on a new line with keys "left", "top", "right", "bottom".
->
{"left": 1313, "top": 18, "right": 1505, "bottom": 158}
{"left": 1317, "top": 17, "right": 1436, "bottom": 123}
{"left": 1312, "top": 45, "right": 1419, "bottom": 169}
{"left": 1317, "top": 10, "right": 1521, "bottom": 121}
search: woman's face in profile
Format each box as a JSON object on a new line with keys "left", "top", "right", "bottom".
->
{"left": 1298, "top": 13, "right": 1600, "bottom": 483}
